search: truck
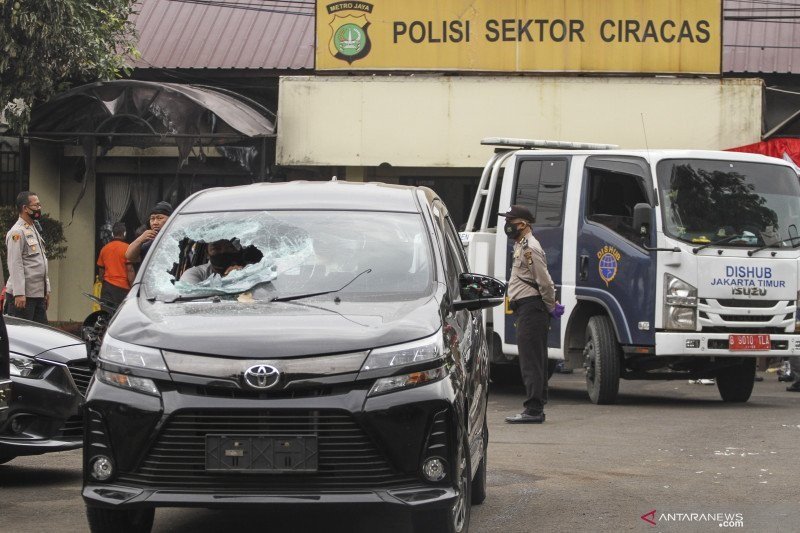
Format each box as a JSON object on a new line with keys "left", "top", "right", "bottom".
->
{"left": 462, "top": 137, "right": 800, "bottom": 404}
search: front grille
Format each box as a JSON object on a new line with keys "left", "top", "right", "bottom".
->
{"left": 117, "top": 409, "right": 422, "bottom": 492}
{"left": 715, "top": 299, "right": 784, "bottom": 308}
{"left": 67, "top": 362, "right": 94, "bottom": 396}
{"left": 701, "top": 326, "right": 787, "bottom": 334}
{"left": 56, "top": 414, "right": 84, "bottom": 438}
{"left": 174, "top": 385, "right": 333, "bottom": 400}
{"left": 719, "top": 314, "right": 773, "bottom": 322}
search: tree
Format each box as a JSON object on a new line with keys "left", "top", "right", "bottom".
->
{"left": 0, "top": 0, "right": 137, "bottom": 133}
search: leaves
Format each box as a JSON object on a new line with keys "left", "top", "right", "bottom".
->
{"left": 0, "top": 0, "right": 138, "bottom": 133}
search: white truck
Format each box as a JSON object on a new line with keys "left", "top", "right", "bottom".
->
{"left": 462, "top": 138, "right": 800, "bottom": 404}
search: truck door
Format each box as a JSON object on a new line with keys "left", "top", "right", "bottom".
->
{"left": 576, "top": 156, "right": 657, "bottom": 347}
{"left": 505, "top": 157, "right": 570, "bottom": 349}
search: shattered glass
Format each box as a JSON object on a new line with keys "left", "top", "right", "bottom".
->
{"left": 142, "top": 211, "right": 433, "bottom": 303}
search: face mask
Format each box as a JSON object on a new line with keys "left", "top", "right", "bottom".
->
{"left": 27, "top": 207, "right": 42, "bottom": 220}
{"left": 504, "top": 221, "right": 522, "bottom": 240}
{"left": 210, "top": 251, "right": 242, "bottom": 271}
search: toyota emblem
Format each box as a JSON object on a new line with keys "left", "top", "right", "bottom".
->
{"left": 243, "top": 365, "right": 280, "bottom": 389}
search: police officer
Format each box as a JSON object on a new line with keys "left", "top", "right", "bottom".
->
{"left": 4, "top": 191, "right": 50, "bottom": 324}
{"left": 500, "top": 205, "right": 561, "bottom": 424}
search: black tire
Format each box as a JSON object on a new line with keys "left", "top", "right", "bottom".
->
{"left": 547, "top": 359, "right": 558, "bottom": 380}
{"left": 716, "top": 358, "right": 756, "bottom": 403}
{"left": 584, "top": 315, "right": 621, "bottom": 405}
{"left": 489, "top": 362, "right": 521, "bottom": 385}
{"left": 86, "top": 506, "right": 154, "bottom": 533}
{"left": 470, "top": 417, "right": 488, "bottom": 505}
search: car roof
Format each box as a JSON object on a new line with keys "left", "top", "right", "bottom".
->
{"left": 179, "top": 180, "right": 424, "bottom": 214}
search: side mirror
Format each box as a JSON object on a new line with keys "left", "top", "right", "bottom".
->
{"left": 452, "top": 273, "right": 507, "bottom": 311}
{"left": 632, "top": 203, "right": 652, "bottom": 238}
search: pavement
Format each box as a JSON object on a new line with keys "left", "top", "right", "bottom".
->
{"left": 1, "top": 372, "right": 798, "bottom": 532}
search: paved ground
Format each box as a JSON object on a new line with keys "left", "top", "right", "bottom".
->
{"left": 1, "top": 372, "right": 798, "bottom": 532}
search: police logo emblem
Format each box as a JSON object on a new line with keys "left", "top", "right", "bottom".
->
{"left": 326, "top": 2, "right": 373, "bottom": 64}
{"left": 597, "top": 245, "right": 621, "bottom": 286}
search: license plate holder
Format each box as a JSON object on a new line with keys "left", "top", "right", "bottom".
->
{"left": 205, "top": 435, "right": 318, "bottom": 473}
{"left": 728, "top": 334, "right": 771, "bottom": 351}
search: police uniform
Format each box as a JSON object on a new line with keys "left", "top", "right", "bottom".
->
{"left": 5, "top": 217, "right": 50, "bottom": 324}
{"left": 503, "top": 208, "right": 556, "bottom": 422}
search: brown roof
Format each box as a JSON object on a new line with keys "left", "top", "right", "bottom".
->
{"left": 724, "top": 0, "right": 800, "bottom": 74}
{"left": 132, "top": 0, "right": 315, "bottom": 70}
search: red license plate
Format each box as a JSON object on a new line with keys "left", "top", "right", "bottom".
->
{"left": 728, "top": 334, "right": 771, "bottom": 351}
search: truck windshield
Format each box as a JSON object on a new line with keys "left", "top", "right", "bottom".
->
{"left": 656, "top": 159, "right": 800, "bottom": 248}
{"left": 142, "top": 210, "right": 433, "bottom": 303}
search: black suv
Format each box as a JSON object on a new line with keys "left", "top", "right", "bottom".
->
{"left": 82, "top": 181, "right": 505, "bottom": 533}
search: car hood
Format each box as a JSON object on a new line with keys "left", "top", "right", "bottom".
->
{"left": 7, "top": 316, "right": 86, "bottom": 360}
{"left": 108, "top": 291, "right": 444, "bottom": 358}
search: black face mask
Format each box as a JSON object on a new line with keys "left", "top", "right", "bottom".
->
{"left": 210, "top": 251, "right": 242, "bottom": 271}
{"left": 504, "top": 221, "right": 522, "bottom": 240}
{"left": 27, "top": 207, "right": 42, "bottom": 220}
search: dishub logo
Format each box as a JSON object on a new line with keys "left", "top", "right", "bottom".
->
{"left": 641, "top": 509, "right": 657, "bottom": 526}
{"left": 326, "top": 2, "right": 374, "bottom": 64}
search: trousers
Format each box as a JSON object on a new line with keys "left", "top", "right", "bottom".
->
{"left": 514, "top": 297, "right": 550, "bottom": 414}
{"left": 4, "top": 295, "right": 48, "bottom": 325}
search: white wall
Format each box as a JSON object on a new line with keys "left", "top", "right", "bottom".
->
{"left": 277, "top": 76, "right": 762, "bottom": 168}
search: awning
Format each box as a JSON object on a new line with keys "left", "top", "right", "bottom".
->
{"left": 28, "top": 80, "right": 275, "bottom": 144}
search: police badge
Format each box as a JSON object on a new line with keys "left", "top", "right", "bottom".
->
{"left": 327, "top": 2, "right": 373, "bottom": 64}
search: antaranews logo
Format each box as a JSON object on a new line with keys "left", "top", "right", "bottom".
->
{"left": 327, "top": 2, "right": 374, "bottom": 64}
{"left": 640, "top": 509, "right": 745, "bottom": 528}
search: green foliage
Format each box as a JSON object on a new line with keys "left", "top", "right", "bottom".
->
{"left": 0, "top": 204, "right": 68, "bottom": 282}
{"left": 0, "top": 0, "right": 138, "bottom": 133}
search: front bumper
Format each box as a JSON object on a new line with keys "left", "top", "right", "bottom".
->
{"left": 0, "top": 379, "right": 10, "bottom": 424}
{"left": 655, "top": 331, "right": 800, "bottom": 356}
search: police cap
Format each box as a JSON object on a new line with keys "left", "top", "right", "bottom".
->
{"left": 499, "top": 205, "right": 535, "bottom": 223}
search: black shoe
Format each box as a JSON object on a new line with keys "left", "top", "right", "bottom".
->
{"left": 786, "top": 382, "right": 800, "bottom": 392}
{"left": 505, "top": 412, "right": 545, "bottom": 424}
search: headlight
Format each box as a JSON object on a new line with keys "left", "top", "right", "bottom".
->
{"left": 9, "top": 354, "right": 46, "bottom": 378}
{"left": 97, "top": 369, "right": 160, "bottom": 396}
{"left": 98, "top": 336, "right": 167, "bottom": 371}
{"left": 664, "top": 274, "right": 697, "bottom": 330}
{"left": 361, "top": 331, "right": 443, "bottom": 371}
{"left": 368, "top": 366, "right": 448, "bottom": 397}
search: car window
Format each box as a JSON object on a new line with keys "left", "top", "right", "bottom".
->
{"left": 142, "top": 210, "right": 434, "bottom": 303}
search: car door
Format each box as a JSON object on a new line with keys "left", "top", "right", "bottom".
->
{"left": 575, "top": 156, "right": 657, "bottom": 346}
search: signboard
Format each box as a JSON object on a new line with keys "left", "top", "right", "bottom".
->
{"left": 315, "top": 0, "right": 721, "bottom": 74}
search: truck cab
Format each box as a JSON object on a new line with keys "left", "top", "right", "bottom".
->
{"left": 463, "top": 138, "right": 800, "bottom": 404}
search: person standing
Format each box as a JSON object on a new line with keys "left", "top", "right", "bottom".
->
{"left": 4, "top": 191, "right": 50, "bottom": 324}
{"left": 500, "top": 205, "right": 561, "bottom": 424}
{"left": 96, "top": 222, "right": 131, "bottom": 307}
{"left": 125, "top": 201, "right": 172, "bottom": 264}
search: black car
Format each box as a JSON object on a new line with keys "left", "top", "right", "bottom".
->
{"left": 82, "top": 181, "right": 506, "bottom": 533}
{"left": 1, "top": 317, "right": 91, "bottom": 464}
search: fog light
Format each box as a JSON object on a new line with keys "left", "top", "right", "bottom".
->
{"left": 685, "top": 339, "right": 700, "bottom": 349}
{"left": 91, "top": 456, "right": 114, "bottom": 481}
{"left": 422, "top": 457, "right": 447, "bottom": 482}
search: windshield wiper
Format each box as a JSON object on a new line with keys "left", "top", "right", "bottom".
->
{"left": 271, "top": 269, "right": 372, "bottom": 303}
{"left": 692, "top": 234, "right": 747, "bottom": 254}
{"left": 748, "top": 236, "right": 800, "bottom": 256}
{"left": 162, "top": 292, "right": 225, "bottom": 304}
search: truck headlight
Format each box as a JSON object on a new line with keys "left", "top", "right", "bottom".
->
{"left": 9, "top": 354, "right": 45, "bottom": 378}
{"left": 664, "top": 274, "right": 697, "bottom": 330}
{"left": 98, "top": 335, "right": 167, "bottom": 371}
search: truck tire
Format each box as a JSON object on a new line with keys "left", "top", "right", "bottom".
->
{"left": 584, "top": 315, "right": 621, "bottom": 405}
{"left": 86, "top": 506, "right": 154, "bottom": 533}
{"left": 716, "top": 358, "right": 756, "bottom": 403}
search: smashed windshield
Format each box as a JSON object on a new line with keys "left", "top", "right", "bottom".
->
{"left": 657, "top": 159, "right": 800, "bottom": 247}
{"left": 142, "top": 210, "right": 434, "bottom": 302}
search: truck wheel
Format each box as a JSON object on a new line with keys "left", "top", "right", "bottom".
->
{"left": 86, "top": 506, "right": 154, "bottom": 533}
{"left": 716, "top": 358, "right": 756, "bottom": 403}
{"left": 584, "top": 315, "right": 621, "bottom": 405}
{"left": 470, "top": 417, "right": 488, "bottom": 505}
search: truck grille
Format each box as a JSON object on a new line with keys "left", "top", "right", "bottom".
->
{"left": 67, "top": 362, "right": 94, "bottom": 396}
{"left": 117, "top": 409, "right": 422, "bottom": 492}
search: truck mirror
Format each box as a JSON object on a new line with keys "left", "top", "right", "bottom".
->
{"left": 633, "top": 203, "right": 652, "bottom": 238}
